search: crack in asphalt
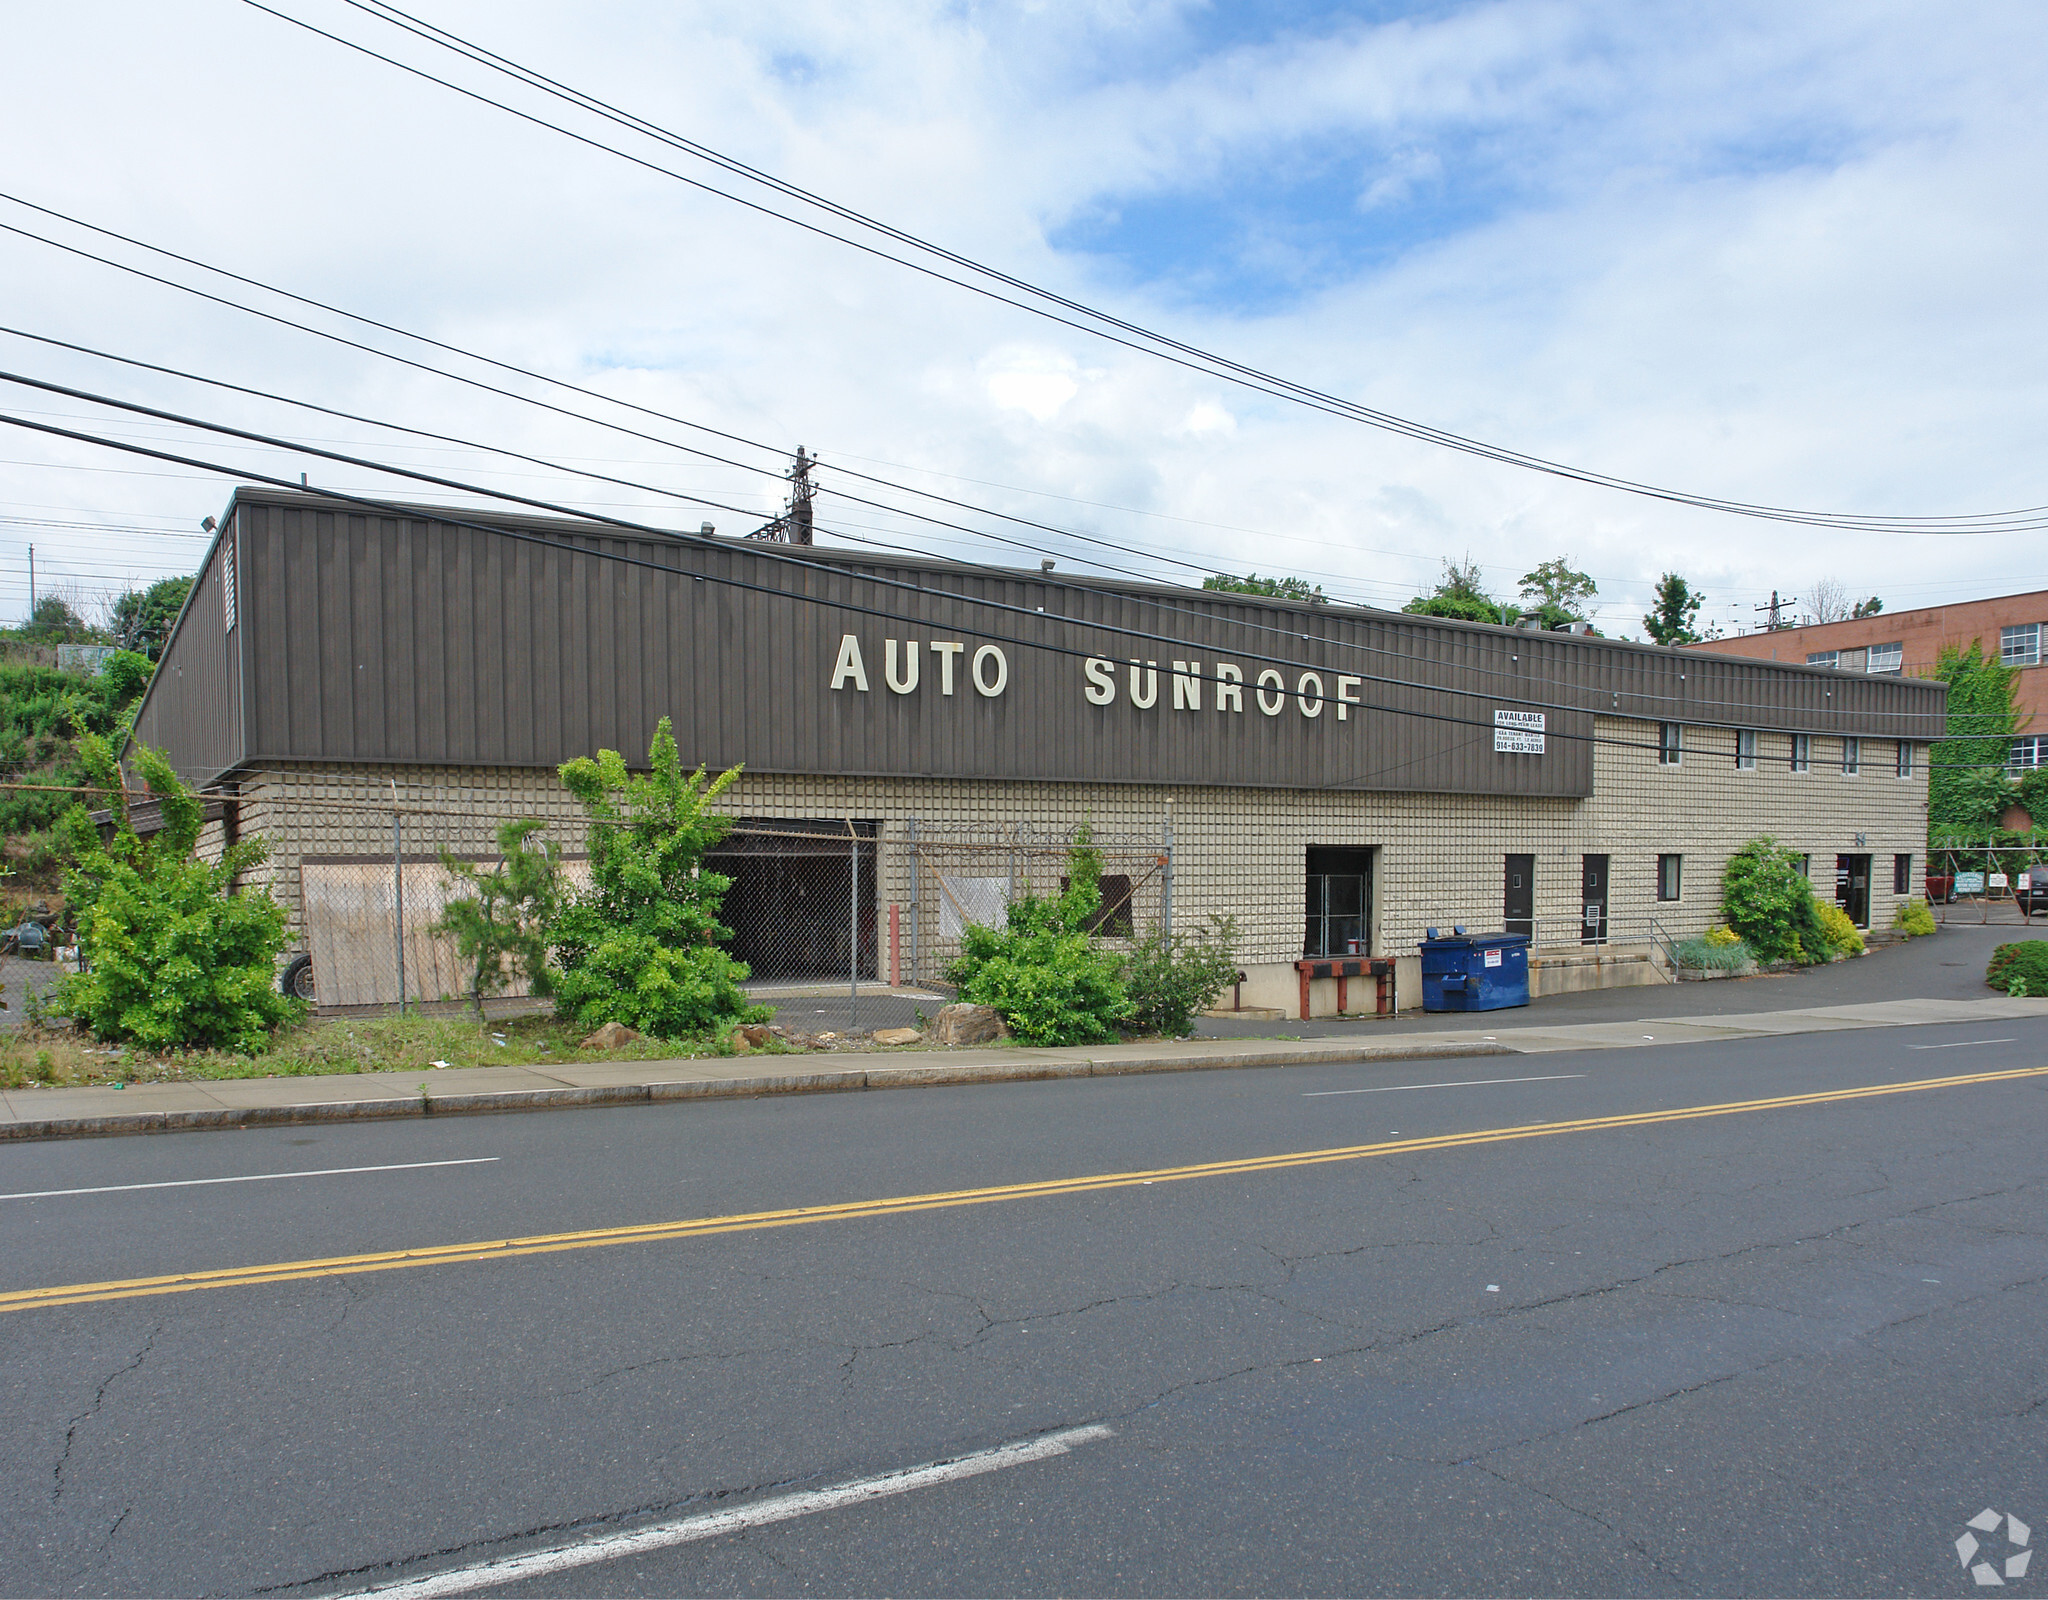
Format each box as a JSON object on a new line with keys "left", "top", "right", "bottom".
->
{"left": 52, "top": 1321, "right": 162, "bottom": 1503}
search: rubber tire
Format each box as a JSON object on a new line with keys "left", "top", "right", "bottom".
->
{"left": 281, "top": 953, "right": 316, "bottom": 1002}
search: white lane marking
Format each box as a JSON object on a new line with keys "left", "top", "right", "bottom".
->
{"left": 350, "top": 1423, "right": 1116, "bottom": 1600}
{"left": 1303, "top": 1073, "right": 1586, "bottom": 1098}
{"left": 0, "top": 1157, "right": 499, "bottom": 1202}
{"left": 1909, "top": 1039, "right": 2016, "bottom": 1050}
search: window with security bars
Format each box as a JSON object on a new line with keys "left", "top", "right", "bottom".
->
{"left": 1658, "top": 723, "right": 1682, "bottom": 765}
{"left": 1735, "top": 729, "right": 1756, "bottom": 769}
{"left": 1304, "top": 846, "right": 1373, "bottom": 957}
{"left": 1790, "top": 733, "right": 1811, "bottom": 772}
{"left": 2002, "top": 623, "right": 2041, "bottom": 667}
{"left": 1867, "top": 642, "right": 1902, "bottom": 674}
{"left": 1896, "top": 741, "right": 1914, "bottom": 778}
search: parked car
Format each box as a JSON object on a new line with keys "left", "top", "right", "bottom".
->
{"left": 1925, "top": 872, "right": 1955, "bottom": 905}
{"left": 2016, "top": 873, "right": 2048, "bottom": 917}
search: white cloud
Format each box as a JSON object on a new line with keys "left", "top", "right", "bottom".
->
{"left": 0, "top": 0, "right": 2044, "bottom": 636}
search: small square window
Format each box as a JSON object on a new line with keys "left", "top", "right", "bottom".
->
{"left": 1867, "top": 642, "right": 1903, "bottom": 674}
{"left": 1790, "top": 733, "right": 1811, "bottom": 773}
{"left": 2002, "top": 623, "right": 2041, "bottom": 668}
{"left": 1657, "top": 854, "right": 1683, "bottom": 902}
{"left": 1807, "top": 650, "right": 1839, "bottom": 669}
{"left": 1894, "top": 853, "right": 1912, "bottom": 895}
{"left": 1842, "top": 737, "right": 1860, "bottom": 775}
{"left": 1735, "top": 729, "right": 1757, "bottom": 770}
{"left": 1658, "top": 723, "right": 1683, "bottom": 765}
{"left": 2010, "top": 736, "right": 2046, "bottom": 774}
{"left": 1896, "top": 741, "right": 1914, "bottom": 778}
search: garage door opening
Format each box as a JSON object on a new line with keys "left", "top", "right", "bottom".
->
{"left": 709, "top": 820, "right": 878, "bottom": 984}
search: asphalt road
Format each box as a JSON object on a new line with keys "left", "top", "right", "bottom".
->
{"left": 1, "top": 1014, "right": 2043, "bottom": 1597}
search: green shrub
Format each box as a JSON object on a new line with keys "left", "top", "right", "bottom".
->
{"left": 945, "top": 834, "right": 1131, "bottom": 1046}
{"left": 1674, "top": 935, "right": 1753, "bottom": 971}
{"left": 49, "top": 734, "right": 291, "bottom": 1052}
{"left": 1987, "top": 941, "right": 2048, "bottom": 996}
{"left": 1721, "top": 836, "right": 1829, "bottom": 964}
{"left": 1815, "top": 900, "right": 1866, "bottom": 957}
{"left": 1702, "top": 923, "right": 1743, "bottom": 947}
{"left": 431, "top": 818, "right": 563, "bottom": 1016}
{"left": 1122, "top": 916, "right": 1239, "bottom": 1037}
{"left": 1892, "top": 899, "right": 1937, "bottom": 937}
{"left": 549, "top": 718, "right": 766, "bottom": 1040}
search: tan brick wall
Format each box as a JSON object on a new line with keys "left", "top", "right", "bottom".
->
{"left": 230, "top": 712, "right": 1927, "bottom": 1015}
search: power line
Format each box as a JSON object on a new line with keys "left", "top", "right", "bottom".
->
{"left": 242, "top": 0, "right": 2048, "bottom": 537}
{"left": 0, "top": 387, "right": 1951, "bottom": 764}
{"left": 0, "top": 365, "right": 1965, "bottom": 728}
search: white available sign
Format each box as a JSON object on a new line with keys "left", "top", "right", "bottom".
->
{"left": 1493, "top": 708, "right": 1546, "bottom": 754}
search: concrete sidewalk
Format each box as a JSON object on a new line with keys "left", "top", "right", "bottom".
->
{"left": 5, "top": 993, "right": 2045, "bottom": 1143}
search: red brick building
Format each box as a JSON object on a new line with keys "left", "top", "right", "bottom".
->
{"left": 1688, "top": 590, "right": 2048, "bottom": 768}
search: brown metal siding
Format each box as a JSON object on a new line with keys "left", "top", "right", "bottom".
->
{"left": 194, "top": 489, "right": 1946, "bottom": 796}
{"left": 127, "top": 527, "right": 244, "bottom": 786}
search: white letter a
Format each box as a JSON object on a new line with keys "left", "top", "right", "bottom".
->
{"left": 831, "top": 634, "right": 869, "bottom": 692}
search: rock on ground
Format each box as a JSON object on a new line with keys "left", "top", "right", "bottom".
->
{"left": 579, "top": 1020, "right": 640, "bottom": 1051}
{"left": 871, "top": 1027, "right": 921, "bottom": 1047}
{"left": 930, "top": 1003, "right": 1008, "bottom": 1047}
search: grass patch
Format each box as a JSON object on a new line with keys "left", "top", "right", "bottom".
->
{"left": 0, "top": 1009, "right": 762, "bottom": 1089}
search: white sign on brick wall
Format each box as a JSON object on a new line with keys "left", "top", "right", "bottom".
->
{"left": 1493, "top": 708, "right": 1546, "bottom": 754}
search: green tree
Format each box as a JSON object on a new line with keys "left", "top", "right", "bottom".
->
{"left": 945, "top": 827, "right": 1132, "bottom": 1045}
{"left": 431, "top": 818, "right": 563, "bottom": 1018}
{"left": 24, "top": 596, "right": 91, "bottom": 643}
{"left": 1720, "top": 835, "right": 1829, "bottom": 965}
{"left": 549, "top": 717, "right": 766, "bottom": 1039}
{"left": 1202, "top": 573, "right": 1328, "bottom": 604}
{"left": 51, "top": 733, "right": 291, "bottom": 1051}
{"left": 1851, "top": 595, "right": 1884, "bottom": 619}
{"left": 110, "top": 575, "right": 196, "bottom": 659}
{"left": 1643, "top": 573, "right": 1706, "bottom": 645}
{"left": 1518, "top": 556, "right": 1598, "bottom": 619}
{"left": 1928, "top": 642, "right": 2022, "bottom": 832}
{"left": 1402, "top": 556, "right": 1511, "bottom": 625}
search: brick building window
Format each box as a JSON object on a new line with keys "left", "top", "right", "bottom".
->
{"left": 2001, "top": 623, "right": 2041, "bottom": 667}
{"left": 1658, "top": 723, "right": 1683, "bottom": 765}
{"left": 1735, "top": 729, "right": 1756, "bottom": 769}
{"left": 1867, "top": 642, "right": 1903, "bottom": 674}
{"left": 1657, "top": 854, "right": 1682, "bottom": 902}
{"left": 2010, "top": 736, "right": 2047, "bottom": 774}
{"left": 1807, "top": 650, "right": 1839, "bottom": 669}
{"left": 1894, "top": 854, "right": 1913, "bottom": 895}
{"left": 1896, "top": 741, "right": 1914, "bottom": 778}
{"left": 1842, "top": 737, "right": 1860, "bottom": 775}
{"left": 1790, "top": 733, "right": 1811, "bottom": 773}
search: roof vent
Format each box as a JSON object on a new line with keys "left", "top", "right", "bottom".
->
{"left": 1550, "top": 620, "right": 1594, "bottom": 635}
{"left": 1515, "top": 613, "right": 1544, "bottom": 630}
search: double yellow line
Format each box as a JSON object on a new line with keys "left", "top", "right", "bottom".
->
{"left": 4, "top": 1063, "right": 2043, "bottom": 1315}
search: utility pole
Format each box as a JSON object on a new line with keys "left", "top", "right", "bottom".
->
{"left": 27, "top": 543, "right": 33, "bottom": 622}
{"left": 748, "top": 448, "right": 817, "bottom": 545}
{"left": 1753, "top": 590, "right": 1796, "bottom": 632}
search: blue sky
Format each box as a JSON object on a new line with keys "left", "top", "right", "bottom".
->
{"left": 1, "top": 1, "right": 2045, "bottom": 635}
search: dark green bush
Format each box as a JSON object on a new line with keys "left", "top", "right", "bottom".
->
{"left": 1122, "top": 916, "right": 1240, "bottom": 1036}
{"left": 1721, "top": 836, "right": 1829, "bottom": 964}
{"left": 1987, "top": 942, "right": 2048, "bottom": 995}
{"left": 549, "top": 718, "right": 767, "bottom": 1040}
{"left": 945, "top": 836, "right": 1132, "bottom": 1046}
{"left": 50, "top": 734, "right": 292, "bottom": 1052}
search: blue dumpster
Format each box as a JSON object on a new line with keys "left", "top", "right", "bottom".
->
{"left": 1419, "top": 929, "right": 1531, "bottom": 1012}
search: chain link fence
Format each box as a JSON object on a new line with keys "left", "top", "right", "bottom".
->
{"left": 902, "top": 822, "right": 1172, "bottom": 990}
{"left": 256, "top": 800, "right": 1175, "bottom": 1034}
{"left": 1928, "top": 843, "right": 2048, "bottom": 925}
